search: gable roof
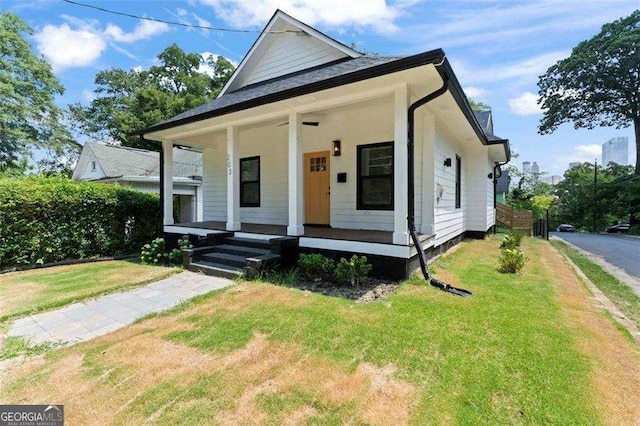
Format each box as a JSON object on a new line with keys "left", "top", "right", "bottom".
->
{"left": 219, "top": 9, "right": 362, "bottom": 96}
{"left": 73, "top": 143, "right": 201, "bottom": 181}
{"left": 474, "top": 110, "right": 493, "bottom": 134}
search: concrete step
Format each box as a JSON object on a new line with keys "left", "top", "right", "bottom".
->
{"left": 213, "top": 244, "right": 270, "bottom": 258}
{"left": 225, "top": 236, "right": 271, "bottom": 250}
{"left": 201, "top": 252, "right": 247, "bottom": 268}
{"left": 188, "top": 261, "right": 244, "bottom": 279}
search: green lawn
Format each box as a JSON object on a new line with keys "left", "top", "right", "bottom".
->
{"left": 0, "top": 260, "right": 179, "bottom": 322}
{"left": 551, "top": 240, "right": 640, "bottom": 330}
{"left": 3, "top": 237, "right": 638, "bottom": 424}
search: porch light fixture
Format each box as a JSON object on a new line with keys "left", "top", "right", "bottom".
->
{"left": 332, "top": 140, "right": 341, "bottom": 156}
{"left": 443, "top": 157, "right": 452, "bottom": 167}
{"left": 487, "top": 173, "right": 493, "bottom": 179}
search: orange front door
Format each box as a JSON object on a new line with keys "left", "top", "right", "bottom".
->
{"left": 304, "top": 151, "right": 330, "bottom": 225}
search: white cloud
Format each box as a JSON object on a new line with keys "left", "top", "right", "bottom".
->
{"left": 81, "top": 89, "right": 95, "bottom": 103}
{"left": 104, "top": 19, "right": 169, "bottom": 43}
{"left": 464, "top": 86, "right": 487, "bottom": 100}
{"left": 508, "top": 92, "right": 541, "bottom": 116}
{"left": 196, "top": 0, "right": 403, "bottom": 33}
{"left": 199, "top": 52, "right": 238, "bottom": 76}
{"left": 572, "top": 144, "right": 601, "bottom": 163}
{"left": 34, "top": 23, "right": 107, "bottom": 72}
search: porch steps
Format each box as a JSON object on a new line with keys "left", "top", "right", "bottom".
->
{"left": 188, "top": 261, "right": 244, "bottom": 279}
{"left": 210, "top": 244, "right": 270, "bottom": 258}
{"left": 201, "top": 252, "right": 247, "bottom": 268}
{"left": 225, "top": 236, "right": 271, "bottom": 250}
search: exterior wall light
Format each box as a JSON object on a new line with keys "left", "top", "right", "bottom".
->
{"left": 332, "top": 140, "right": 341, "bottom": 156}
{"left": 443, "top": 157, "right": 452, "bottom": 167}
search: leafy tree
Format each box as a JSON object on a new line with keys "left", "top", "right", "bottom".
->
{"left": 70, "top": 44, "right": 235, "bottom": 150}
{"left": 0, "top": 13, "right": 76, "bottom": 169}
{"left": 538, "top": 10, "right": 640, "bottom": 175}
{"left": 468, "top": 98, "right": 491, "bottom": 112}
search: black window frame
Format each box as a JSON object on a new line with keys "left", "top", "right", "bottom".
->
{"left": 240, "top": 156, "right": 260, "bottom": 208}
{"left": 357, "top": 141, "right": 394, "bottom": 211}
{"left": 455, "top": 155, "right": 462, "bottom": 209}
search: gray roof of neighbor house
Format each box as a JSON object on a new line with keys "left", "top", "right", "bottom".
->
{"left": 76, "top": 143, "right": 201, "bottom": 180}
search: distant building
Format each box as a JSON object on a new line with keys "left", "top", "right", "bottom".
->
{"left": 569, "top": 162, "right": 581, "bottom": 169}
{"left": 522, "top": 161, "right": 531, "bottom": 173}
{"left": 541, "top": 175, "right": 563, "bottom": 185}
{"left": 531, "top": 161, "right": 539, "bottom": 173}
{"left": 602, "top": 136, "right": 628, "bottom": 166}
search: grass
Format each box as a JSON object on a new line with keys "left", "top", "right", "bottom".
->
{"left": 2, "top": 237, "right": 639, "bottom": 424}
{"left": 0, "top": 337, "right": 55, "bottom": 360}
{"left": 551, "top": 240, "right": 640, "bottom": 330}
{"left": 0, "top": 260, "right": 180, "bottom": 322}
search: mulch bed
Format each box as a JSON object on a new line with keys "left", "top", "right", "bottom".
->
{"left": 287, "top": 277, "right": 399, "bottom": 303}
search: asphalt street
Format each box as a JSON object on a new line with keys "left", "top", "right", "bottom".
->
{"left": 551, "top": 232, "right": 640, "bottom": 279}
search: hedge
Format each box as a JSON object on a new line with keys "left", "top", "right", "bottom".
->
{"left": 0, "top": 177, "right": 160, "bottom": 268}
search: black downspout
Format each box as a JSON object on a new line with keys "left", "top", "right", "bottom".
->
{"left": 407, "top": 78, "right": 449, "bottom": 282}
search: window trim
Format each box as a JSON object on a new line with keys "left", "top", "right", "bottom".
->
{"left": 356, "top": 141, "right": 394, "bottom": 211}
{"left": 455, "top": 155, "right": 462, "bottom": 209}
{"left": 240, "top": 156, "right": 260, "bottom": 208}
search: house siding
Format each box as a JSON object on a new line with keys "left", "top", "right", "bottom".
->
{"left": 465, "top": 147, "right": 490, "bottom": 232}
{"left": 202, "top": 145, "right": 227, "bottom": 221}
{"left": 486, "top": 160, "right": 496, "bottom": 231}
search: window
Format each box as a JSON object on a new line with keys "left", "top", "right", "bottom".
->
{"left": 455, "top": 155, "right": 461, "bottom": 209}
{"left": 357, "top": 142, "right": 393, "bottom": 210}
{"left": 240, "top": 156, "right": 260, "bottom": 207}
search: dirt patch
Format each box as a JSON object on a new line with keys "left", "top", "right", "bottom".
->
{"left": 545, "top": 242, "right": 640, "bottom": 424}
{"left": 282, "top": 277, "right": 399, "bottom": 303}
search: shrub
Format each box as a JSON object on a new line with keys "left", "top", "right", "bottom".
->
{"left": 297, "top": 253, "right": 334, "bottom": 280}
{"left": 0, "top": 176, "right": 159, "bottom": 268}
{"left": 141, "top": 237, "right": 192, "bottom": 265}
{"left": 500, "top": 231, "right": 523, "bottom": 250}
{"left": 335, "top": 255, "right": 372, "bottom": 287}
{"left": 498, "top": 248, "right": 527, "bottom": 273}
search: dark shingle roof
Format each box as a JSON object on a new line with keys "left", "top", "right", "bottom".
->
{"left": 156, "top": 56, "right": 404, "bottom": 128}
{"left": 474, "top": 110, "right": 491, "bottom": 133}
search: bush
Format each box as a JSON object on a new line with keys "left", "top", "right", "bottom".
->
{"left": 629, "top": 224, "right": 640, "bottom": 236}
{"left": 297, "top": 253, "right": 334, "bottom": 280}
{"left": 500, "top": 231, "right": 523, "bottom": 250}
{"left": 335, "top": 255, "right": 372, "bottom": 287}
{"left": 0, "top": 176, "right": 160, "bottom": 268}
{"left": 141, "top": 237, "right": 192, "bottom": 265}
{"left": 498, "top": 248, "right": 527, "bottom": 273}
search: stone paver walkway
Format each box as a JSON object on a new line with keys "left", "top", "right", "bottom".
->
{"left": 7, "top": 271, "right": 231, "bottom": 346}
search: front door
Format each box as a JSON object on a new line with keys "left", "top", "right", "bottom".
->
{"left": 304, "top": 151, "right": 330, "bottom": 225}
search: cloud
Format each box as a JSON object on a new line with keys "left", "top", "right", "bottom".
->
{"left": 464, "top": 86, "right": 487, "bottom": 100}
{"left": 572, "top": 144, "right": 601, "bottom": 163}
{"left": 508, "top": 92, "right": 541, "bottom": 116}
{"left": 198, "top": 52, "right": 239, "bottom": 76}
{"left": 81, "top": 89, "right": 95, "bottom": 103}
{"left": 34, "top": 23, "right": 107, "bottom": 72}
{"left": 196, "top": 0, "right": 404, "bottom": 33}
{"left": 104, "top": 19, "right": 169, "bottom": 43}
{"left": 34, "top": 16, "right": 170, "bottom": 72}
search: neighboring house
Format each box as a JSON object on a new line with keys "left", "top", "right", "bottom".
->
{"left": 495, "top": 169, "right": 510, "bottom": 204}
{"left": 135, "top": 10, "right": 510, "bottom": 279}
{"left": 72, "top": 143, "right": 203, "bottom": 223}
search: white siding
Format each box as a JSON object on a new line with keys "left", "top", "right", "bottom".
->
{"left": 465, "top": 146, "right": 490, "bottom": 232}
{"left": 236, "top": 23, "right": 347, "bottom": 89}
{"left": 202, "top": 144, "right": 227, "bottom": 221}
{"left": 486, "top": 160, "right": 496, "bottom": 230}
{"left": 433, "top": 122, "right": 465, "bottom": 246}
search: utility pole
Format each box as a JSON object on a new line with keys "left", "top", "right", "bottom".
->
{"left": 592, "top": 159, "right": 598, "bottom": 234}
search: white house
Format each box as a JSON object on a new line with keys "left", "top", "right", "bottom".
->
{"left": 72, "top": 143, "right": 203, "bottom": 223}
{"left": 136, "top": 10, "right": 510, "bottom": 279}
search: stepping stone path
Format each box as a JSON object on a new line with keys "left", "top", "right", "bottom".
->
{"left": 7, "top": 271, "right": 232, "bottom": 346}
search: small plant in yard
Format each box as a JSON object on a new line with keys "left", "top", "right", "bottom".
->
{"left": 497, "top": 248, "right": 527, "bottom": 273}
{"left": 335, "top": 255, "right": 372, "bottom": 287}
{"left": 140, "top": 238, "right": 192, "bottom": 265}
{"left": 500, "top": 231, "right": 523, "bottom": 250}
{"left": 297, "top": 253, "right": 335, "bottom": 281}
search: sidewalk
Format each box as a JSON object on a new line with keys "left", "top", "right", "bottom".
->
{"left": 7, "top": 271, "right": 232, "bottom": 346}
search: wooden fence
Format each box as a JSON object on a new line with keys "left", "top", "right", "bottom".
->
{"left": 496, "top": 202, "right": 533, "bottom": 235}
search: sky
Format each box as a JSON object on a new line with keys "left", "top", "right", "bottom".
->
{"left": 2, "top": 0, "right": 638, "bottom": 176}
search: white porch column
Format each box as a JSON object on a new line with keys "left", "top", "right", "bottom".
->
{"left": 162, "top": 140, "right": 174, "bottom": 225}
{"left": 393, "top": 86, "right": 409, "bottom": 245}
{"left": 226, "top": 126, "right": 241, "bottom": 231}
{"left": 421, "top": 111, "right": 435, "bottom": 235}
{"left": 287, "top": 111, "right": 304, "bottom": 236}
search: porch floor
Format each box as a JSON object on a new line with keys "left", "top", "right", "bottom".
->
{"left": 173, "top": 221, "right": 433, "bottom": 245}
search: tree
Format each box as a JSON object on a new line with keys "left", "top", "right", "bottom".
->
{"left": 0, "top": 13, "right": 75, "bottom": 170}
{"left": 468, "top": 98, "right": 491, "bottom": 112}
{"left": 70, "top": 44, "right": 235, "bottom": 150}
{"left": 538, "top": 10, "right": 640, "bottom": 175}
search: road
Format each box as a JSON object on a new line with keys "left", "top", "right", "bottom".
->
{"left": 551, "top": 232, "right": 640, "bottom": 280}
